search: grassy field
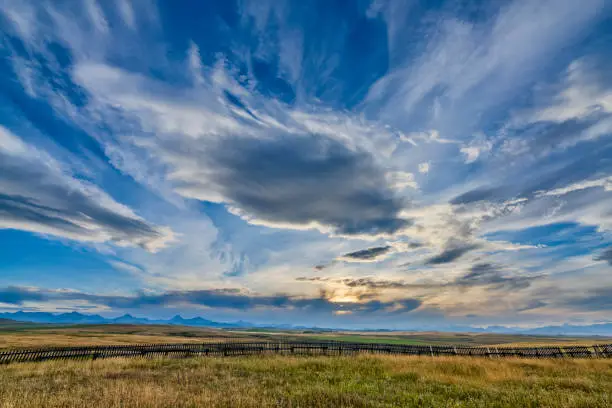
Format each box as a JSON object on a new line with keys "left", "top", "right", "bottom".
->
{"left": 2, "top": 322, "right": 611, "bottom": 349}
{"left": 0, "top": 324, "right": 267, "bottom": 349}
{"left": 1, "top": 355, "right": 611, "bottom": 407}
{"left": 235, "top": 329, "right": 612, "bottom": 347}
{"left": 2, "top": 324, "right": 611, "bottom": 407}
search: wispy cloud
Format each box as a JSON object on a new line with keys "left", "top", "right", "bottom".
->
{"left": 426, "top": 244, "right": 480, "bottom": 265}
{"left": 0, "top": 126, "right": 173, "bottom": 251}
{"left": 338, "top": 246, "right": 392, "bottom": 262}
{"left": 595, "top": 248, "right": 612, "bottom": 266}
{"left": 1, "top": 0, "right": 612, "bottom": 327}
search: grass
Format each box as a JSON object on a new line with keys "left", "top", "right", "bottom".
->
{"left": 0, "top": 325, "right": 264, "bottom": 349}
{"left": 295, "top": 332, "right": 612, "bottom": 347}
{"left": 301, "top": 334, "right": 431, "bottom": 345}
{"left": 2, "top": 324, "right": 610, "bottom": 349}
{"left": 1, "top": 355, "right": 611, "bottom": 407}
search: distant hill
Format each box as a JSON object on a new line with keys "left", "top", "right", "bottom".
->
{"left": 0, "top": 318, "right": 21, "bottom": 325}
{"left": 0, "top": 317, "right": 34, "bottom": 327}
{"left": 520, "top": 323, "right": 612, "bottom": 336}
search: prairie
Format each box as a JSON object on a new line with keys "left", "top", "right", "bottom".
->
{"left": 2, "top": 323, "right": 610, "bottom": 349}
{"left": 1, "top": 355, "right": 611, "bottom": 407}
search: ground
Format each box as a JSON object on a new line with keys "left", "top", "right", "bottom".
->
{"left": 1, "top": 322, "right": 610, "bottom": 349}
{"left": 2, "top": 323, "right": 611, "bottom": 407}
{"left": 1, "top": 355, "right": 611, "bottom": 407}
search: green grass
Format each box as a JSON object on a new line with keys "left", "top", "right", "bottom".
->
{"left": 1, "top": 355, "right": 611, "bottom": 407}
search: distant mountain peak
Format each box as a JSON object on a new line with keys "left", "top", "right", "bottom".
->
{"left": 0, "top": 310, "right": 249, "bottom": 329}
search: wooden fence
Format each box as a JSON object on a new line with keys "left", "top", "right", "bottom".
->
{"left": 1, "top": 342, "right": 611, "bottom": 364}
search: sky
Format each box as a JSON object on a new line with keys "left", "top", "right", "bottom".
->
{"left": 0, "top": 0, "right": 611, "bottom": 330}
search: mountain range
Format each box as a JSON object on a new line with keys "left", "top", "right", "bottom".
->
{"left": 0, "top": 311, "right": 250, "bottom": 328}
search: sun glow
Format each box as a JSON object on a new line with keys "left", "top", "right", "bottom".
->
{"left": 329, "top": 294, "right": 360, "bottom": 303}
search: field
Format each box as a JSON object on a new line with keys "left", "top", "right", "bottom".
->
{"left": 1, "top": 355, "right": 612, "bottom": 407}
{"left": 2, "top": 323, "right": 611, "bottom": 407}
{"left": 0, "top": 324, "right": 243, "bottom": 349}
{"left": 2, "top": 322, "right": 611, "bottom": 349}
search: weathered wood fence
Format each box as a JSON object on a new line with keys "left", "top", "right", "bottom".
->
{"left": 1, "top": 342, "right": 611, "bottom": 364}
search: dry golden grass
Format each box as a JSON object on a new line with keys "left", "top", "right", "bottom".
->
{"left": 3, "top": 323, "right": 611, "bottom": 350}
{"left": 276, "top": 330, "right": 612, "bottom": 347}
{"left": 492, "top": 340, "right": 611, "bottom": 347}
{"left": 0, "top": 332, "right": 210, "bottom": 348}
{"left": 1, "top": 354, "right": 611, "bottom": 407}
{"left": 0, "top": 325, "right": 267, "bottom": 349}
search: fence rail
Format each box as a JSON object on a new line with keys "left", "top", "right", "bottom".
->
{"left": 1, "top": 342, "right": 611, "bottom": 364}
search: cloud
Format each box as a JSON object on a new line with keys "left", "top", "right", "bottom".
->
{"left": 339, "top": 246, "right": 392, "bottom": 262}
{"left": 386, "top": 171, "right": 418, "bottom": 190}
{"left": 299, "top": 264, "right": 540, "bottom": 292}
{"left": 0, "top": 286, "right": 422, "bottom": 315}
{"left": 594, "top": 248, "right": 612, "bottom": 266}
{"left": 555, "top": 287, "right": 612, "bottom": 311}
{"left": 537, "top": 176, "right": 612, "bottom": 197}
{"left": 459, "top": 133, "right": 493, "bottom": 164}
{"left": 533, "top": 60, "right": 612, "bottom": 124}
{"left": 367, "top": 0, "right": 606, "bottom": 137}
{"left": 399, "top": 130, "right": 457, "bottom": 145}
{"left": 182, "top": 133, "right": 411, "bottom": 237}
{"left": 461, "top": 141, "right": 493, "bottom": 165}
{"left": 425, "top": 243, "right": 480, "bottom": 265}
{"left": 334, "top": 241, "right": 422, "bottom": 264}
{"left": 457, "top": 263, "right": 537, "bottom": 290}
{"left": 0, "top": 0, "right": 410, "bottom": 240}
{"left": 0, "top": 127, "right": 174, "bottom": 251}
{"left": 50, "top": 52, "right": 412, "bottom": 239}
{"left": 450, "top": 188, "right": 506, "bottom": 205}
{"left": 418, "top": 162, "right": 430, "bottom": 174}
{"left": 338, "top": 277, "right": 415, "bottom": 290}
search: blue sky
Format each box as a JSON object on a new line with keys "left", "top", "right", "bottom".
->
{"left": 1, "top": 0, "right": 612, "bottom": 329}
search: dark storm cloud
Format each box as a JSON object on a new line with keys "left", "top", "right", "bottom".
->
{"left": 341, "top": 246, "right": 391, "bottom": 260}
{"left": 425, "top": 244, "right": 480, "bottom": 265}
{"left": 172, "top": 133, "right": 411, "bottom": 237}
{"left": 0, "top": 286, "right": 422, "bottom": 315}
{"left": 0, "top": 146, "right": 170, "bottom": 250}
{"left": 594, "top": 247, "right": 612, "bottom": 265}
